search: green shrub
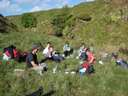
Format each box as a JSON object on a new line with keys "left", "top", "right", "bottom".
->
{"left": 21, "top": 13, "right": 37, "bottom": 28}
{"left": 51, "top": 6, "right": 72, "bottom": 37}
{"left": 51, "top": 14, "right": 65, "bottom": 36}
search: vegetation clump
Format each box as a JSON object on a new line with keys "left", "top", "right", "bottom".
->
{"left": 21, "top": 13, "right": 37, "bottom": 28}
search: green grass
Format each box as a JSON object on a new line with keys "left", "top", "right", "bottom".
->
{"left": 0, "top": 0, "right": 128, "bottom": 96}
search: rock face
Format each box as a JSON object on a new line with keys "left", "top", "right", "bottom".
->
{"left": 0, "top": 14, "right": 7, "bottom": 33}
{"left": 0, "top": 14, "right": 17, "bottom": 33}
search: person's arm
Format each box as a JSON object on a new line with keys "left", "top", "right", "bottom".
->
{"left": 89, "top": 55, "right": 95, "bottom": 64}
{"left": 28, "top": 54, "right": 38, "bottom": 67}
{"left": 63, "top": 45, "right": 66, "bottom": 51}
{"left": 31, "top": 61, "right": 38, "bottom": 67}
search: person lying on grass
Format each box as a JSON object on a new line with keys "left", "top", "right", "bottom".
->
{"left": 112, "top": 53, "right": 128, "bottom": 69}
{"left": 26, "top": 44, "right": 47, "bottom": 75}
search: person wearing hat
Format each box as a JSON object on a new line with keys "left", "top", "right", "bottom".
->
{"left": 26, "top": 44, "right": 47, "bottom": 75}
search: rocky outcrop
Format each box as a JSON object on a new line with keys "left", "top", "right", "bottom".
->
{"left": 0, "top": 14, "right": 17, "bottom": 33}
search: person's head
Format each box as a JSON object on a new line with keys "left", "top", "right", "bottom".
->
{"left": 10, "top": 45, "right": 16, "bottom": 49}
{"left": 80, "top": 43, "right": 86, "bottom": 48}
{"left": 32, "top": 44, "right": 40, "bottom": 54}
{"left": 85, "top": 48, "right": 90, "bottom": 52}
{"left": 84, "top": 48, "right": 90, "bottom": 54}
{"left": 112, "top": 53, "right": 118, "bottom": 60}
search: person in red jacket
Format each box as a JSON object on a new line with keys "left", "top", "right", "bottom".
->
{"left": 79, "top": 48, "right": 95, "bottom": 75}
{"left": 85, "top": 48, "right": 95, "bottom": 64}
{"left": 3, "top": 45, "right": 19, "bottom": 61}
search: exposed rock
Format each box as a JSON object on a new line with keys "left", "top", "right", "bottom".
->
{"left": 0, "top": 14, "right": 18, "bottom": 33}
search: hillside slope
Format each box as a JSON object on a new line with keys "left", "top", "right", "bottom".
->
{"left": 0, "top": 1, "right": 128, "bottom": 96}
{"left": 0, "top": 14, "right": 18, "bottom": 33}
{"left": 6, "top": 0, "right": 128, "bottom": 54}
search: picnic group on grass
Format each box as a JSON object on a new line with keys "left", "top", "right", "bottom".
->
{"left": 1, "top": 41, "right": 128, "bottom": 76}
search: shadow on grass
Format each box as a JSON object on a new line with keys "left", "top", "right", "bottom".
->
{"left": 42, "top": 90, "right": 56, "bottom": 96}
{"left": 26, "top": 86, "right": 56, "bottom": 96}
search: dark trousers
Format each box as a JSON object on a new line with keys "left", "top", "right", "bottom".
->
{"left": 40, "top": 57, "right": 53, "bottom": 63}
{"left": 64, "top": 49, "right": 73, "bottom": 57}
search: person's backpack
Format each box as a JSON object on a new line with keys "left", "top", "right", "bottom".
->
{"left": 80, "top": 52, "right": 88, "bottom": 61}
{"left": 86, "top": 65, "right": 95, "bottom": 74}
{"left": 3, "top": 45, "right": 19, "bottom": 59}
{"left": 82, "top": 62, "right": 90, "bottom": 69}
{"left": 4, "top": 46, "right": 14, "bottom": 58}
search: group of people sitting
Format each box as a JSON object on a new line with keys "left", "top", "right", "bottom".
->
{"left": 2, "top": 42, "right": 128, "bottom": 75}
{"left": 2, "top": 42, "right": 75, "bottom": 75}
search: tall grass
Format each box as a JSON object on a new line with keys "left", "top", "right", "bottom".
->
{"left": 0, "top": 0, "right": 128, "bottom": 96}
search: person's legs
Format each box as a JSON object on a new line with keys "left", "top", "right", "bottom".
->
{"left": 40, "top": 63, "right": 48, "bottom": 71}
{"left": 52, "top": 55, "right": 61, "bottom": 62}
{"left": 64, "top": 51, "right": 68, "bottom": 57}
{"left": 79, "top": 68, "right": 86, "bottom": 75}
{"left": 40, "top": 56, "right": 52, "bottom": 63}
{"left": 32, "top": 67, "right": 42, "bottom": 75}
{"left": 67, "top": 51, "right": 71, "bottom": 56}
{"left": 69, "top": 48, "right": 73, "bottom": 55}
{"left": 32, "top": 65, "right": 47, "bottom": 75}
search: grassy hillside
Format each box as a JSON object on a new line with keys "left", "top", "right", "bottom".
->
{"left": 6, "top": 1, "right": 128, "bottom": 54}
{"left": 0, "top": 0, "right": 128, "bottom": 96}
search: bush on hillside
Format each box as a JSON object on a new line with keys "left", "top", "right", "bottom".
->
{"left": 21, "top": 13, "right": 37, "bottom": 28}
{"left": 51, "top": 14, "right": 65, "bottom": 36}
{"left": 51, "top": 6, "right": 72, "bottom": 37}
{"left": 0, "top": 14, "right": 17, "bottom": 33}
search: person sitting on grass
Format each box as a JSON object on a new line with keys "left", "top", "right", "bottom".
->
{"left": 26, "top": 44, "right": 47, "bottom": 75}
{"left": 41, "top": 42, "right": 64, "bottom": 63}
{"left": 77, "top": 43, "right": 88, "bottom": 61}
{"left": 41, "top": 42, "right": 53, "bottom": 62}
{"left": 112, "top": 53, "right": 128, "bottom": 69}
{"left": 85, "top": 48, "right": 95, "bottom": 65}
{"left": 78, "top": 47, "right": 95, "bottom": 75}
{"left": 63, "top": 42, "right": 73, "bottom": 57}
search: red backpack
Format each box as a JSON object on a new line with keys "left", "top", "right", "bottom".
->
{"left": 82, "top": 61, "right": 90, "bottom": 69}
{"left": 13, "top": 49, "right": 19, "bottom": 58}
